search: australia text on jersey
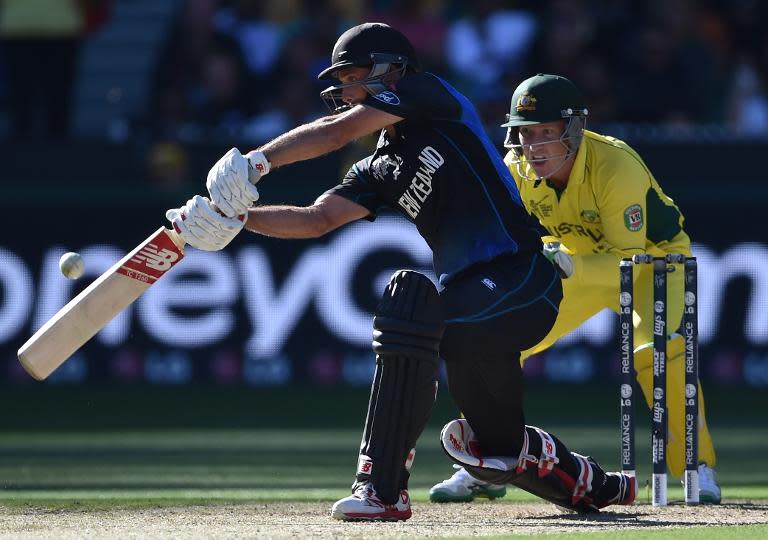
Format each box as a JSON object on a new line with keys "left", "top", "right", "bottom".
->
{"left": 397, "top": 146, "right": 444, "bottom": 219}
{"left": 544, "top": 222, "right": 605, "bottom": 244}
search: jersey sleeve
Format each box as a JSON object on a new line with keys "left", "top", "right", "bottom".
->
{"left": 323, "top": 158, "right": 382, "bottom": 221}
{"left": 361, "top": 72, "right": 461, "bottom": 121}
{"left": 571, "top": 154, "right": 649, "bottom": 287}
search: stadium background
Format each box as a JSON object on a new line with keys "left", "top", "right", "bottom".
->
{"left": 1, "top": 1, "right": 766, "bottom": 407}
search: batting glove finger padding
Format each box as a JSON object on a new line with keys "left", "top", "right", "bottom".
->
{"left": 166, "top": 195, "right": 245, "bottom": 251}
{"left": 166, "top": 208, "right": 218, "bottom": 252}
{"left": 206, "top": 147, "right": 261, "bottom": 218}
{"left": 208, "top": 182, "right": 243, "bottom": 219}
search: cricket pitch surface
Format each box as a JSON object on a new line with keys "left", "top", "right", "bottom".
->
{"left": 2, "top": 501, "right": 767, "bottom": 539}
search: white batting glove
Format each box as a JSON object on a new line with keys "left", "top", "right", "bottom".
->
{"left": 206, "top": 148, "right": 269, "bottom": 218}
{"left": 542, "top": 241, "right": 574, "bottom": 279}
{"left": 166, "top": 195, "right": 246, "bottom": 251}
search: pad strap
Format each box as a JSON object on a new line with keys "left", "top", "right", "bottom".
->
{"left": 515, "top": 426, "right": 559, "bottom": 477}
{"left": 359, "top": 450, "right": 416, "bottom": 475}
{"left": 515, "top": 429, "right": 537, "bottom": 473}
{"left": 441, "top": 419, "right": 606, "bottom": 513}
{"left": 571, "top": 453, "right": 594, "bottom": 505}
{"left": 534, "top": 426, "right": 559, "bottom": 477}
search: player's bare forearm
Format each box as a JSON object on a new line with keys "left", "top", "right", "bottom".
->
{"left": 245, "top": 205, "right": 332, "bottom": 239}
{"left": 253, "top": 116, "right": 345, "bottom": 169}
{"left": 251, "top": 106, "right": 402, "bottom": 169}
{"left": 245, "top": 195, "right": 369, "bottom": 239}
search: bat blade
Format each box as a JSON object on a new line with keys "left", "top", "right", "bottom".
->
{"left": 18, "top": 227, "right": 186, "bottom": 380}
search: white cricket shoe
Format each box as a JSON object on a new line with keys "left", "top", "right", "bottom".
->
{"left": 429, "top": 465, "right": 507, "bottom": 503}
{"left": 698, "top": 464, "right": 722, "bottom": 504}
{"left": 331, "top": 481, "right": 412, "bottom": 521}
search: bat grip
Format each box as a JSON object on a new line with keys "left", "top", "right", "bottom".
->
{"left": 165, "top": 227, "right": 187, "bottom": 251}
{"left": 167, "top": 203, "right": 246, "bottom": 250}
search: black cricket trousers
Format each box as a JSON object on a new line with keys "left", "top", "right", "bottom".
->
{"left": 439, "top": 250, "right": 563, "bottom": 457}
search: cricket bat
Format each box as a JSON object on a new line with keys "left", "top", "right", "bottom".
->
{"left": 18, "top": 227, "right": 186, "bottom": 380}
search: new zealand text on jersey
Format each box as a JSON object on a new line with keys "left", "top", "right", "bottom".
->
{"left": 398, "top": 146, "right": 444, "bottom": 219}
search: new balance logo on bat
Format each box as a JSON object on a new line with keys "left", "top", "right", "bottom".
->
{"left": 117, "top": 229, "right": 185, "bottom": 283}
{"left": 131, "top": 243, "right": 179, "bottom": 272}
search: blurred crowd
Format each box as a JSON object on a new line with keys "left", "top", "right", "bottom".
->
{"left": 0, "top": 0, "right": 110, "bottom": 140}
{"left": 2, "top": 0, "right": 768, "bottom": 143}
{"left": 149, "top": 0, "right": 768, "bottom": 143}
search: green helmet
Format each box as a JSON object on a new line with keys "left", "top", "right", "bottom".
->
{"left": 501, "top": 73, "right": 587, "bottom": 127}
{"left": 502, "top": 74, "right": 589, "bottom": 181}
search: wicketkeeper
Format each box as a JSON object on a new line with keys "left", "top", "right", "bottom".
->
{"left": 167, "top": 25, "right": 636, "bottom": 521}
{"left": 430, "top": 74, "right": 721, "bottom": 505}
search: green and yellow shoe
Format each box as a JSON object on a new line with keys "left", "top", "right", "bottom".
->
{"left": 429, "top": 465, "right": 507, "bottom": 503}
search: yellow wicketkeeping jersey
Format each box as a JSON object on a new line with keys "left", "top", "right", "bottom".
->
{"left": 505, "top": 130, "right": 690, "bottom": 288}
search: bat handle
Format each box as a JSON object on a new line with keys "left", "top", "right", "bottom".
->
{"left": 165, "top": 227, "right": 186, "bottom": 251}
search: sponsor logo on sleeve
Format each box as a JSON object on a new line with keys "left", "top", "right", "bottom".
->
{"left": 624, "top": 204, "right": 644, "bottom": 231}
{"left": 373, "top": 91, "right": 400, "bottom": 105}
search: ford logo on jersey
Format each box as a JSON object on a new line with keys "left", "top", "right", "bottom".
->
{"left": 373, "top": 91, "right": 400, "bottom": 105}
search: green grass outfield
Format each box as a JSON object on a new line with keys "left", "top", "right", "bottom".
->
{"left": 1, "top": 384, "right": 766, "bottom": 537}
{"left": 1, "top": 425, "right": 767, "bottom": 506}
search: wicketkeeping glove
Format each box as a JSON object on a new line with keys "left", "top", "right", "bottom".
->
{"left": 542, "top": 241, "right": 574, "bottom": 279}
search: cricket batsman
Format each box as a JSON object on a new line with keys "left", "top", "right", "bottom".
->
{"left": 167, "top": 26, "right": 637, "bottom": 520}
{"left": 431, "top": 74, "right": 721, "bottom": 504}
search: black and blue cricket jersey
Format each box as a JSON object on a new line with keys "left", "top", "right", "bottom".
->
{"left": 325, "top": 72, "right": 543, "bottom": 285}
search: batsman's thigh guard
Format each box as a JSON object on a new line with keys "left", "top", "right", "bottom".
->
{"left": 357, "top": 270, "right": 444, "bottom": 504}
{"left": 441, "top": 419, "right": 633, "bottom": 513}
